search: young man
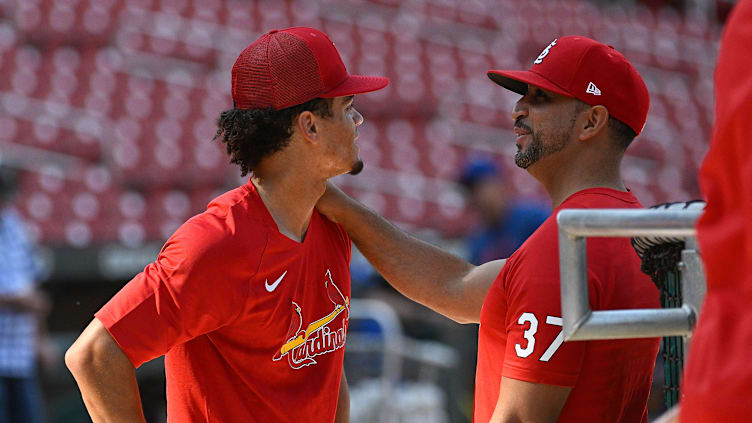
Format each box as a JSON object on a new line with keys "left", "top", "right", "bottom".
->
{"left": 317, "top": 36, "right": 660, "bottom": 422}
{"left": 65, "top": 27, "right": 388, "bottom": 422}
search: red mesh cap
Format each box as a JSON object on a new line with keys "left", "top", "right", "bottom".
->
{"left": 487, "top": 35, "right": 650, "bottom": 135}
{"left": 232, "top": 27, "right": 389, "bottom": 110}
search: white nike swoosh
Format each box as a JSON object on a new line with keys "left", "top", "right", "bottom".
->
{"left": 265, "top": 270, "right": 288, "bottom": 292}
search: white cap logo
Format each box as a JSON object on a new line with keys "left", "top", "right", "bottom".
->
{"left": 586, "top": 82, "right": 601, "bottom": 96}
{"left": 534, "top": 39, "right": 557, "bottom": 64}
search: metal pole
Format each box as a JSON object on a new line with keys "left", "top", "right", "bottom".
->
{"left": 566, "top": 306, "right": 694, "bottom": 340}
{"left": 558, "top": 229, "right": 590, "bottom": 341}
{"left": 557, "top": 209, "right": 702, "bottom": 342}
{"left": 557, "top": 209, "right": 702, "bottom": 237}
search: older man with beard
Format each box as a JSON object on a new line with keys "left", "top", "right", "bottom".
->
{"left": 317, "top": 36, "right": 660, "bottom": 422}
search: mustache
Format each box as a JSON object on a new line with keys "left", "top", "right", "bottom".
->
{"left": 514, "top": 118, "right": 532, "bottom": 133}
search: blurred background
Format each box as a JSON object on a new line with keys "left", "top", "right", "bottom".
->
{"left": 0, "top": 0, "right": 732, "bottom": 421}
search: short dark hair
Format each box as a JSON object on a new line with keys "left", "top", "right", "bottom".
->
{"left": 607, "top": 117, "right": 637, "bottom": 150}
{"left": 574, "top": 100, "right": 636, "bottom": 150}
{"left": 214, "top": 97, "right": 332, "bottom": 176}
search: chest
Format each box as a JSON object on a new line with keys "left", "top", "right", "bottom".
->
{"left": 216, "top": 236, "right": 351, "bottom": 369}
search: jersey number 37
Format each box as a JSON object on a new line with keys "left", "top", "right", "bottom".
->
{"left": 515, "top": 312, "right": 564, "bottom": 362}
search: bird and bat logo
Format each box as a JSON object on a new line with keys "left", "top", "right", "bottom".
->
{"left": 272, "top": 269, "right": 349, "bottom": 369}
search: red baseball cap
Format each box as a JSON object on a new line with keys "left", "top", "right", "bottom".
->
{"left": 487, "top": 35, "right": 649, "bottom": 135}
{"left": 231, "top": 27, "right": 389, "bottom": 110}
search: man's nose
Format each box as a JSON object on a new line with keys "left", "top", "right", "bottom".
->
{"left": 512, "top": 99, "right": 528, "bottom": 122}
{"left": 353, "top": 108, "right": 364, "bottom": 126}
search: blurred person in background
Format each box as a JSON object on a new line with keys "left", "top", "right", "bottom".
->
{"left": 450, "top": 157, "right": 548, "bottom": 419}
{"left": 458, "top": 157, "right": 549, "bottom": 265}
{"left": 317, "top": 35, "right": 660, "bottom": 422}
{"left": 64, "top": 27, "right": 387, "bottom": 423}
{"left": 0, "top": 164, "right": 51, "bottom": 423}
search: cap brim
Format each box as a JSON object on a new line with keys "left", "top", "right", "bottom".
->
{"left": 487, "top": 70, "right": 572, "bottom": 98}
{"left": 321, "top": 74, "right": 389, "bottom": 98}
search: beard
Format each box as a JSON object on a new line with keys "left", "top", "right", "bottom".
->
{"left": 514, "top": 121, "right": 574, "bottom": 169}
{"left": 348, "top": 159, "right": 364, "bottom": 175}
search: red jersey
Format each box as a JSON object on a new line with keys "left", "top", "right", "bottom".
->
{"left": 96, "top": 181, "right": 352, "bottom": 422}
{"left": 474, "top": 188, "right": 660, "bottom": 422}
{"left": 682, "top": 1, "right": 752, "bottom": 420}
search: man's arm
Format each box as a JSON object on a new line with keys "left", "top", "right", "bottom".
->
{"left": 490, "top": 377, "right": 571, "bottom": 423}
{"left": 65, "top": 319, "right": 147, "bottom": 423}
{"left": 318, "top": 183, "right": 503, "bottom": 323}
{"left": 334, "top": 369, "right": 349, "bottom": 423}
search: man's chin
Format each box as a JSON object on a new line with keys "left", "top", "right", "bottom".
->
{"left": 348, "top": 159, "right": 364, "bottom": 175}
{"left": 514, "top": 152, "right": 533, "bottom": 169}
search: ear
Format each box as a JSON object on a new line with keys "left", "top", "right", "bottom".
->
{"left": 296, "top": 110, "right": 318, "bottom": 144}
{"left": 578, "top": 105, "right": 609, "bottom": 142}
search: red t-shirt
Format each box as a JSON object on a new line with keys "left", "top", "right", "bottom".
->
{"left": 682, "top": 1, "right": 752, "bottom": 420}
{"left": 96, "top": 181, "right": 352, "bottom": 422}
{"left": 474, "top": 188, "right": 660, "bottom": 422}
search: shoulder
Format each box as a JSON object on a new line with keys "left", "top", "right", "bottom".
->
{"left": 161, "top": 187, "right": 271, "bottom": 271}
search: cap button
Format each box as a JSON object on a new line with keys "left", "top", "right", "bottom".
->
{"left": 269, "top": 29, "right": 279, "bottom": 34}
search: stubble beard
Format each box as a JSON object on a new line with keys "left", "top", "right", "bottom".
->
{"left": 514, "top": 121, "right": 574, "bottom": 169}
{"left": 514, "top": 135, "right": 544, "bottom": 169}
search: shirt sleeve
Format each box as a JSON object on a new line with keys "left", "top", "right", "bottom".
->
{"left": 95, "top": 214, "right": 260, "bottom": 368}
{"left": 500, "top": 249, "right": 589, "bottom": 387}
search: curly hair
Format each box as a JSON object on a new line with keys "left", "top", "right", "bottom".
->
{"left": 214, "top": 97, "right": 332, "bottom": 176}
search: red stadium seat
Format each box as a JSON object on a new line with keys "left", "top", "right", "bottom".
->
{"left": 0, "top": 0, "right": 720, "bottom": 243}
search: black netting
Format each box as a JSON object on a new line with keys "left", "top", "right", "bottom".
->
{"left": 635, "top": 241, "right": 685, "bottom": 290}
{"left": 632, "top": 239, "right": 685, "bottom": 409}
{"left": 630, "top": 200, "right": 705, "bottom": 409}
{"left": 660, "top": 269, "right": 683, "bottom": 408}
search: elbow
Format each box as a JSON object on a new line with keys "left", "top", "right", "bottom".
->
{"left": 444, "top": 298, "right": 481, "bottom": 324}
{"left": 65, "top": 328, "right": 115, "bottom": 378}
{"left": 65, "top": 339, "right": 92, "bottom": 377}
{"left": 451, "top": 316, "right": 471, "bottom": 324}
{"left": 449, "top": 314, "right": 480, "bottom": 325}
{"left": 425, "top": 296, "right": 481, "bottom": 324}
{"left": 65, "top": 319, "right": 134, "bottom": 383}
{"left": 444, "top": 307, "right": 480, "bottom": 325}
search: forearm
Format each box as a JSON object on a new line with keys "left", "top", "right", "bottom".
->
{"left": 334, "top": 194, "right": 479, "bottom": 322}
{"left": 66, "top": 319, "right": 147, "bottom": 423}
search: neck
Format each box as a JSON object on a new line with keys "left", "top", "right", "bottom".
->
{"left": 530, "top": 151, "right": 626, "bottom": 209}
{"left": 252, "top": 164, "right": 327, "bottom": 242}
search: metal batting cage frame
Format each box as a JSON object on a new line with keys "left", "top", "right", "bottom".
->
{"left": 557, "top": 208, "right": 707, "bottom": 407}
